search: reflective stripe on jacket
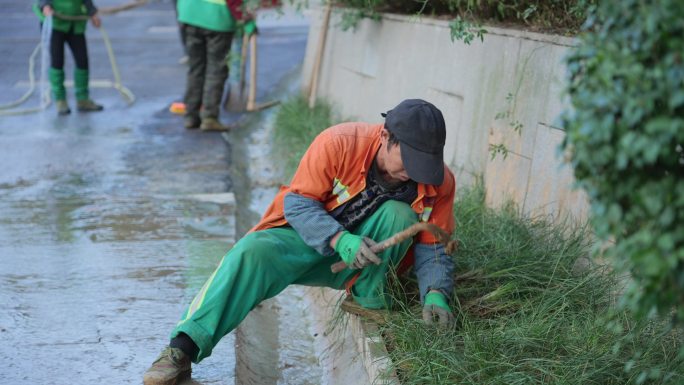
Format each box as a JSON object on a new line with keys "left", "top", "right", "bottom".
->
{"left": 251, "top": 122, "right": 456, "bottom": 244}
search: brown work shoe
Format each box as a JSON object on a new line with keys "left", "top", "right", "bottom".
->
{"left": 77, "top": 99, "right": 104, "bottom": 112}
{"left": 184, "top": 116, "right": 200, "bottom": 129}
{"left": 143, "top": 346, "right": 191, "bottom": 385}
{"left": 56, "top": 100, "right": 71, "bottom": 115}
{"left": 200, "top": 118, "right": 231, "bottom": 132}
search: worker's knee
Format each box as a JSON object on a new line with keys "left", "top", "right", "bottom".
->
{"left": 230, "top": 231, "right": 277, "bottom": 267}
{"left": 374, "top": 200, "right": 417, "bottom": 226}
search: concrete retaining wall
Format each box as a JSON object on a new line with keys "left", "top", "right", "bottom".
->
{"left": 302, "top": 7, "right": 589, "bottom": 222}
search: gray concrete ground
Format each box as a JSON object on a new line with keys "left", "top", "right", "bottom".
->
{"left": 0, "top": 0, "right": 310, "bottom": 383}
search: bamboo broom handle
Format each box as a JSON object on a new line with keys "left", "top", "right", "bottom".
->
{"left": 239, "top": 32, "right": 249, "bottom": 96}
{"left": 247, "top": 33, "right": 257, "bottom": 111}
{"left": 308, "top": 2, "right": 332, "bottom": 109}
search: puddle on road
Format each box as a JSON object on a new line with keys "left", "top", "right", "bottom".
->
{"left": 0, "top": 42, "right": 333, "bottom": 385}
{"left": 0, "top": 109, "right": 333, "bottom": 384}
{"left": 0, "top": 140, "right": 238, "bottom": 385}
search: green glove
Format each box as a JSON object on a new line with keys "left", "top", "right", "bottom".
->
{"left": 244, "top": 20, "right": 257, "bottom": 36}
{"left": 32, "top": 4, "right": 45, "bottom": 22}
{"left": 422, "top": 291, "right": 454, "bottom": 327}
{"left": 334, "top": 231, "right": 381, "bottom": 269}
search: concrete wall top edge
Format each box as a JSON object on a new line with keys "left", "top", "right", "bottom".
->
{"left": 381, "top": 13, "right": 577, "bottom": 47}
{"left": 312, "top": 5, "right": 578, "bottom": 48}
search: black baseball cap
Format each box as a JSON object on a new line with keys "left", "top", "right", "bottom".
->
{"left": 382, "top": 99, "right": 446, "bottom": 185}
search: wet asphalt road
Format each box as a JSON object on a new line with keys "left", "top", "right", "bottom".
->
{"left": 0, "top": 1, "right": 309, "bottom": 383}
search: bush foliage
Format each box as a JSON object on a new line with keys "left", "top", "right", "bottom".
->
{"left": 562, "top": 0, "right": 684, "bottom": 325}
{"left": 330, "top": 0, "right": 592, "bottom": 35}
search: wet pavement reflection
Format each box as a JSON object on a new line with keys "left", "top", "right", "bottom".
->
{"left": 1, "top": 0, "right": 310, "bottom": 383}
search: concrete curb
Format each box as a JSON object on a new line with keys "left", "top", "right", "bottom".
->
{"left": 304, "top": 287, "right": 400, "bottom": 385}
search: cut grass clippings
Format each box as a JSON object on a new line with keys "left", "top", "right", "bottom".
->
{"left": 271, "top": 96, "right": 684, "bottom": 384}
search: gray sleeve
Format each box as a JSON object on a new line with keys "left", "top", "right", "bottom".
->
{"left": 283, "top": 192, "right": 345, "bottom": 257}
{"left": 413, "top": 242, "right": 455, "bottom": 303}
{"left": 83, "top": 0, "right": 98, "bottom": 16}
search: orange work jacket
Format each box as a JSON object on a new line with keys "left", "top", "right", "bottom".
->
{"left": 250, "top": 122, "right": 456, "bottom": 245}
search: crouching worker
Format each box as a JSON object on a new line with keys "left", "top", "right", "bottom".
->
{"left": 35, "top": 0, "right": 104, "bottom": 115}
{"left": 143, "top": 99, "right": 457, "bottom": 385}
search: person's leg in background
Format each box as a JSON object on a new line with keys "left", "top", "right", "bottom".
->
{"left": 182, "top": 25, "right": 206, "bottom": 129}
{"left": 198, "top": 30, "right": 232, "bottom": 131}
{"left": 48, "top": 29, "right": 70, "bottom": 115}
{"left": 66, "top": 31, "right": 103, "bottom": 112}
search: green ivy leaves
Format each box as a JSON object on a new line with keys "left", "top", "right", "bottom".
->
{"left": 562, "top": 0, "right": 684, "bottom": 333}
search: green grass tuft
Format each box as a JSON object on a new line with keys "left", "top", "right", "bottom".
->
{"left": 273, "top": 96, "right": 345, "bottom": 180}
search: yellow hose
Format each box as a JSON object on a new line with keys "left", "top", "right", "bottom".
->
{"left": 97, "top": 25, "right": 136, "bottom": 104}
{"left": 0, "top": 44, "right": 46, "bottom": 112}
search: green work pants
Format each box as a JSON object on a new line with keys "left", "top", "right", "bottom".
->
{"left": 171, "top": 200, "right": 417, "bottom": 362}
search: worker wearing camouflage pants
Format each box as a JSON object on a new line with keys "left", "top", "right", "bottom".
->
{"left": 177, "top": 0, "right": 235, "bottom": 131}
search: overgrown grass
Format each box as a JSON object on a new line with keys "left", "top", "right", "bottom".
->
{"left": 272, "top": 95, "right": 345, "bottom": 180}
{"left": 384, "top": 185, "right": 684, "bottom": 384}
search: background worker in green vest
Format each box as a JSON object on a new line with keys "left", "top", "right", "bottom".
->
{"left": 177, "top": 0, "right": 254, "bottom": 132}
{"left": 37, "top": 0, "right": 104, "bottom": 115}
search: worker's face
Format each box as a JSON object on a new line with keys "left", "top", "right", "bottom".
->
{"left": 378, "top": 130, "right": 410, "bottom": 183}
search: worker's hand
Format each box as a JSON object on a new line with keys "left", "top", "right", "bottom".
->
{"left": 90, "top": 14, "right": 101, "bottom": 28}
{"left": 351, "top": 237, "right": 380, "bottom": 269}
{"left": 422, "top": 291, "right": 454, "bottom": 327}
{"left": 243, "top": 19, "right": 257, "bottom": 36}
{"left": 42, "top": 5, "right": 54, "bottom": 17}
{"left": 334, "top": 231, "right": 381, "bottom": 270}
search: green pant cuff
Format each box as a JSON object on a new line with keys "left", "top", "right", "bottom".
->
{"left": 171, "top": 320, "right": 213, "bottom": 363}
